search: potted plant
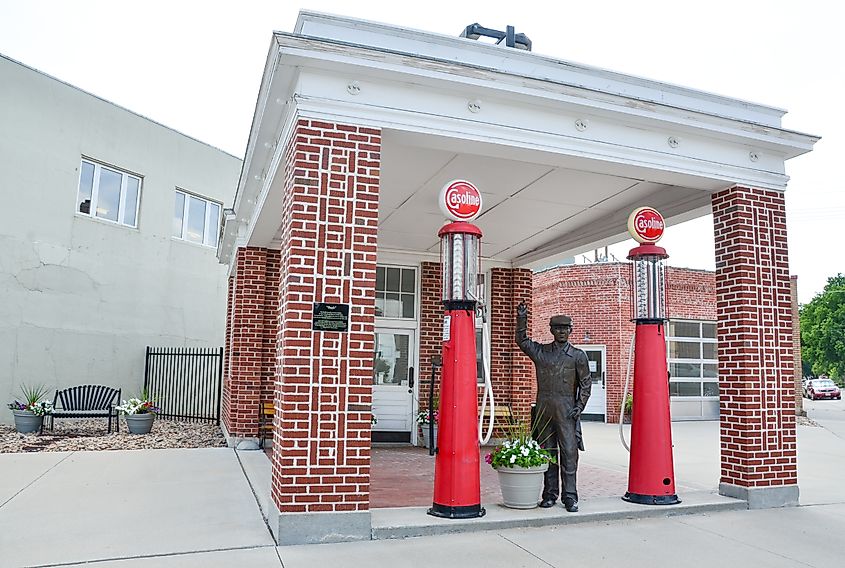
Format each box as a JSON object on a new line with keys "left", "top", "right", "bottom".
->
{"left": 416, "top": 407, "right": 438, "bottom": 449}
{"left": 116, "top": 391, "right": 160, "bottom": 434}
{"left": 623, "top": 393, "right": 633, "bottom": 423}
{"left": 7, "top": 384, "right": 54, "bottom": 433}
{"left": 485, "top": 421, "right": 555, "bottom": 509}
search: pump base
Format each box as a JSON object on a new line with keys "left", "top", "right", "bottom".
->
{"left": 427, "top": 503, "right": 486, "bottom": 519}
{"left": 622, "top": 492, "right": 681, "bottom": 506}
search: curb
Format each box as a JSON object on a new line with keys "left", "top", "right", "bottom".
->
{"left": 371, "top": 490, "right": 746, "bottom": 540}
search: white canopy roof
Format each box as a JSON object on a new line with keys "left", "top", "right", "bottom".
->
{"left": 219, "top": 11, "right": 818, "bottom": 270}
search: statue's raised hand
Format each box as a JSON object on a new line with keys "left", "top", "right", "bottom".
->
{"left": 517, "top": 302, "right": 528, "bottom": 318}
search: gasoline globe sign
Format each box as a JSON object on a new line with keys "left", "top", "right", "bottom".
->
{"left": 627, "top": 206, "right": 665, "bottom": 244}
{"left": 438, "top": 180, "right": 482, "bottom": 222}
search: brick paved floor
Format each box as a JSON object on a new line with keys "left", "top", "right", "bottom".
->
{"left": 370, "top": 445, "right": 630, "bottom": 509}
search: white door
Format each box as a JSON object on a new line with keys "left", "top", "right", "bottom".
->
{"left": 579, "top": 345, "right": 606, "bottom": 421}
{"left": 372, "top": 328, "right": 416, "bottom": 442}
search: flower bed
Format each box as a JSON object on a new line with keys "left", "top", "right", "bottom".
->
{"left": 0, "top": 418, "right": 226, "bottom": 453}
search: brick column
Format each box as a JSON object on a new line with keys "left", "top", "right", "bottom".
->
{"left": 418, "top": 262, "right": 442, "bottom": 431}
{"left": 712, "top": 186, "right": 798, "bottom": 508}
{"left": 269, "top": 119, "right": 379, "bottom": 544}
{"left": 222, "top": 246, "right": 273, "bottom": 442}
{"left": 489, "top": 268, "right": 534, "bottom": 422}
{"left": 223, "top": 273, "right": 234, "bottom": 406}
{"left": 263, "top": 251, "right": 281, "bottom": 408}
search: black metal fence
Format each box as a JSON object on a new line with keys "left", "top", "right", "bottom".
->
{"left": 144, "top": 346, "right": 223, "bottom": 423}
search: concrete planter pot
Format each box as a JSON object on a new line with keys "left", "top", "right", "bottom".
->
{"left": 12, "top": 410, "right": 43, "bottom": 434}
{"left": 420, "top": 425, "right": 438, "bottom": 449}
{"left": 125, "top": 413, "right": 156, "bottom": 435}
{"left": 495, "top": 464, "right": 550, "bottom": 509}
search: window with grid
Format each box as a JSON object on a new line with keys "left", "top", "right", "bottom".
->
{"left": 375, "top": 266, "right": 416, "bottom": 319}
{"left": 666, "top": 320, "right": 718, "bottom": 398}
{"left": 76, "top": 159, "right": 141, "bottom": 227}
{"left": 172, "top": 190, "right": 221, "bottom": 248}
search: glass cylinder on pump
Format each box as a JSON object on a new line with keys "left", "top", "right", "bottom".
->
{"left": 440, "top": 228, "right": 481, "bottom": 303}
{"left": 630, "top": 251, "right": 667, "bottom": 322}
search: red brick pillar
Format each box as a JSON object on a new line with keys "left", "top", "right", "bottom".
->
{"left": 489, "top": 268, "right": 535, "bottom": 423}
{"left": 223, "top": 246, "right": 273, "bottom": 442}
{"left": 418, "top": 262, "right": 442, "bottom": 429}
{"left": 263, "top": 251, "right": 281, "bottom": 408}
{"left": 269, "top": 119, "right": 380, "bottom": 544}
{"left": 713, "top": 186, "right": 798, "bottom": 508}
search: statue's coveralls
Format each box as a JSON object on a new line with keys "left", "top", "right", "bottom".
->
{"left": 516, "top": 316, "right": 591, "bottom": 502}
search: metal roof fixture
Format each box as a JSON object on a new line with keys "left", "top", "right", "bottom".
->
{"left": 459, "top": 23, "right": 532, "bottom": 51}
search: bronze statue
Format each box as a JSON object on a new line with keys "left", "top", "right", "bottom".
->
{"left": 516, "top": 302, "right": 591, "bottom": 512}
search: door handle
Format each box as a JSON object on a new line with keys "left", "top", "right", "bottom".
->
{"left": 408, "top": 367, "right": 415, "bottom": 389}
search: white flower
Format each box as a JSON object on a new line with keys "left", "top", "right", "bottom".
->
{"left": 510, "top": 455, "right": 516, "bottom": 463}
{"left": 521, "top": 447, "right": 529, "bottom": 456}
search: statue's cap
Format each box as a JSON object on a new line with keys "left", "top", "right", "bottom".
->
{"left": 549, "top": 315, "right": 572, "bottom": 327}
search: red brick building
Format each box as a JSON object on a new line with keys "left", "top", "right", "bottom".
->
{"left": 217, "top": 12, "right": 817, "bottom": 544}
{"left": 533, "top": 264, "right": 718, "bottom": 423}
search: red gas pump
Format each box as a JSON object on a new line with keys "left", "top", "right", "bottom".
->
{"left": 622, "top": 207, "right": 681, "bottom": 505}
{"left": 428, "top": 180, "right": 485, "bottom": 519}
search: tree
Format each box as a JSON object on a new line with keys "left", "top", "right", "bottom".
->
{"left": 800, "top": 274, "right": 845, "bottom": 381}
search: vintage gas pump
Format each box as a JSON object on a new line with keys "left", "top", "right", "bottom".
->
{"left": 428, "top": 180, "right": 486, "bottom": 519}
{"left": 622, "top": 207, "right": 681, "bottom": 505}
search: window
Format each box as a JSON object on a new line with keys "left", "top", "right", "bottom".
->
{"left": 375, "top": 266, "right": 416, "bottom": 318}
{"left": 77, "top": 159, "right": 141, "bottom": 227}
{"left": 667, "top": 320, "right": 718, "bottom": 398}
{"left": 172, "top": 190, "right": 221, "bottom": 248}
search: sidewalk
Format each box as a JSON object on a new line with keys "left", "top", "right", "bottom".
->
{"left": 2, "top": 413, "right": 844, "bottom": 567}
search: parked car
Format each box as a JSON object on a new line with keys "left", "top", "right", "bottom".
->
{"left": 805, "top": 379, "right": 841, "bottom": 400}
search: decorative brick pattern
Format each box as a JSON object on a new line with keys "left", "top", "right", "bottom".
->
{"left": 223, "top": 247, "right": 277, "bottom": 438}
{"left": 271, "top": 119, "right": 380, "bottom": 514}
{"left": 712, "top": 186, "right": 796, "bottom": 489}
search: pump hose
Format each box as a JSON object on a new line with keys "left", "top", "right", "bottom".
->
{"left": 429, "top": 357, "right": 437, "bottom": 456}
{"left": 619, "top": 333, "right": 635, "bottom": 452}
{"left": 478, "top": 314, "right": 495, "bottom": 445}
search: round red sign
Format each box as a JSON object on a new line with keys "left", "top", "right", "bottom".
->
{"left": 627, "top": 207, "right": 665, "bottom": 244}
{"left": 439, "top": 180, "right": 482, "bottom": 221}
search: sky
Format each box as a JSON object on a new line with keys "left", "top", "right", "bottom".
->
{"left": 1, "top": 0, "right": 842, "bottom": 303}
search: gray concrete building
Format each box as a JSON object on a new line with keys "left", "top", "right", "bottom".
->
{"left": 0, "top": 54, "right": 241, "bottom": 420}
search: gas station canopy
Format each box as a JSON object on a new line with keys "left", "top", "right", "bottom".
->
{"left": 219, "top": 11, "right": 818, "bottom": 270}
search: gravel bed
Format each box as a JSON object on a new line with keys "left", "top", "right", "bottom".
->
{"left": 798, "top": 415, "right": 820, "bottom": 427}
{"left": 0, "top": 418, "right": 227, "bottom": 453}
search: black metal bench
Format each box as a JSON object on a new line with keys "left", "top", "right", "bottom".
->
{"left": 47, "top": 385, "right": 121, "bottom": 433}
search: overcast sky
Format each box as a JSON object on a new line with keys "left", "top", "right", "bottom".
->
{"left": 1, "top": 0, "right": 841, "bottom": 303}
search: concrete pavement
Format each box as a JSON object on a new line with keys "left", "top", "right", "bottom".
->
{"left": 2, "top": 403, "right": 844, "bottom": 567}
{"left": 0, "top": 448, "right": 274, "bottom": 567}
